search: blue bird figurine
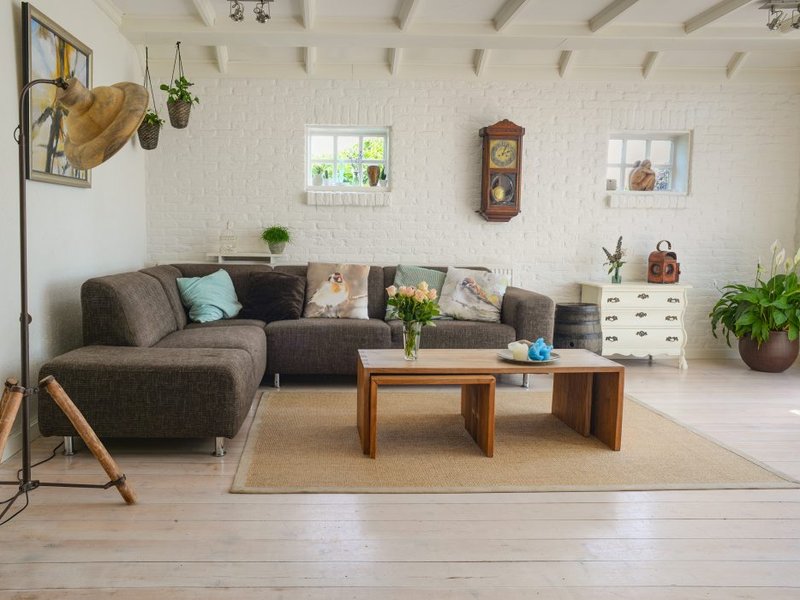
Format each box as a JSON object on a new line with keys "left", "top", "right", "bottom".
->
{"left": 528, "top": 337, "right": 553, "bottom": 361}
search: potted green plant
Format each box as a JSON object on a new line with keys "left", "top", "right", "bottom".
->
{"left": 710, "top": 242, "right": 800, "bottom": 372}
{"left": 159, "top": 76, "right": 199, "bottom": 129}
{"left": 261, "top": 225, "right": 291, "bottom": 255}
{"left": 311, "top": 165, "right": 326, "bottom": 187}
{"left": 137, "top": 110, "right": 164, "bottom": 150}
{"left": 379, "top": 167, "right": 388, "bottom": 187}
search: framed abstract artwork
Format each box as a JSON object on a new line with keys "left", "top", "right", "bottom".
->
{"left": 22, "top": 2, "right": 93, "bottom": 187}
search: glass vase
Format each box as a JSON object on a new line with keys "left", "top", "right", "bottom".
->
{"left": 402, "top": 321, "right": 422, "bottom": 361}
{"left": 611, "top": 267, "right": 622, "bottom": 284}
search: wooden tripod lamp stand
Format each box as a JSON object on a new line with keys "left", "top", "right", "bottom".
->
{"left": 0, "top": 76, "right": 148, "bottom": 513}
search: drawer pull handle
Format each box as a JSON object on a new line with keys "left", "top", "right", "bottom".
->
{"left": 607, "top": 297, "right": 620, "bottom": 303}
{"left": 636, "top": 330, "right": 648, "bottom": 337}
{"left": 665, "top": 315, "right": 678, "bottom": 321}
{"left": 605, "top": 336, "right": 618, "bottom": 342}
{"left": 635, "top": 312, "right": 647, "bottom": 318}
{"left": 605, "top": 315, "right": 618, "bottom": 322}
{"left": 637, "top": 293, "right": 650, "bottom": 299}
{"left": 666, "top": 336, "right": 679, "bottom": 342}
{"left": 667, "top": 297, "right": 681, "bottom": 304}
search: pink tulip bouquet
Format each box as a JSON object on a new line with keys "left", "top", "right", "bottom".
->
{"left": 386, "top": 282, "right": 440, "bottom": 325}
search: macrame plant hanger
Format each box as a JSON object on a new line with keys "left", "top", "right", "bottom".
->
{"left": 136, "top": 47, "right": 161, "bottom": 150}
{"left": 165, "top": 41, "right": 193, "bottom": 129}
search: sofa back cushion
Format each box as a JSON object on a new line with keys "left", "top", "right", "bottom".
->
{"left": 172, "top": 264, "right": 272, "bottom": 310}
{"left": 82, "top": 272, "right": 178, "bottom": 347}
{"left": 140, "top": 265, "right": 187, "bottom": 329}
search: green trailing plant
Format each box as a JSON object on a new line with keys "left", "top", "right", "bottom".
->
{"left": 141, "top": 110, "right": 164, "bottom": 127}
{"left": 160, "top": 76, "right": 200, "bottom": 105}
{"left": 261, "top": 225, "right": 291, "bottom": 245}
{"left": 710, "top": 242, "right": 800, "bottom": 347}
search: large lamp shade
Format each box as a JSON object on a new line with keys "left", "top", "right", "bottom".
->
{"left": 56, "top": 77, "right": 148, "bottom": 170}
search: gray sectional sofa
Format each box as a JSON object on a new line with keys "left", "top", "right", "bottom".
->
{"left": 38, "top": 263, "right": 554, "bottom": 454}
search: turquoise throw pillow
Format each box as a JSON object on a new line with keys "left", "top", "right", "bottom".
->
{"left": 177, "top": 269, "right": 242, "bottom": 323}
{"left": 385, "top": 265, "right": 447, "bottom": 321}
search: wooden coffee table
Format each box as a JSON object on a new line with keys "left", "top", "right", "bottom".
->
{"left": 356, "top": 348, "right": 625, "bottom": 458}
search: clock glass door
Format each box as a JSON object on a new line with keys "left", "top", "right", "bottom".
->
{"left": 489, "top": 173, "right": 516, "bottom": 206}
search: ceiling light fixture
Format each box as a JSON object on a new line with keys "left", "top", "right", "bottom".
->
{"left": 760, "top": 1, "right": 800, "bottom": 31}
{"left": 228, "top": 0, "right": 274, "bottom": 24}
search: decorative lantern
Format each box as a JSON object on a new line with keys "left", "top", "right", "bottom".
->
{"left": 648, "top": 240, "right": 681, "bottom": 284}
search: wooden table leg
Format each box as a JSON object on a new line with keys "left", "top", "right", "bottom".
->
{"left": 368, "top": 378, "right": 378, "bottom": 458}
{"left": 461, "top": 379, "right": 495, "bottom": 457}
{"left": 0, "top": 380, "right": 23, "bottom": 461}
{"left": 356, "top": 358, "right": 369, "bottom": 454}
{"left": 551, "top": 372, "right": 592, "bottom": 437}
{"left": 591, "top": 370, "right": 625, "bottom": 451}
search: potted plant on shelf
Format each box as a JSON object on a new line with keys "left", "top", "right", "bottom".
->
{"left": 160, "top": 76, "right": 199, "bottom": 129}
{"left": 311, "top": 165, "right": 326, "bottom": 187}
{"left": 379, "top": 167, "right": 388, "bottom": 187}
{"left": 137, "top": 110, "right": 164, "bottom": 150}
{"left": 261, "top": 225, "right": 291, "bottom": 255}
{"left": 710, "top": 242, "right": 800, "bottom": 372}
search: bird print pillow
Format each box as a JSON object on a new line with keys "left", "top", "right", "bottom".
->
{"left": 303, "top": 262, "right": 370, "bottom": 319}
{"left": 438, "top": 268, "right": 509, "bottom": 323}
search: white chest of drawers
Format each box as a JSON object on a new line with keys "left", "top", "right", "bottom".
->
{"left": 580, "top": 281, "right": 691, "bottom": 369}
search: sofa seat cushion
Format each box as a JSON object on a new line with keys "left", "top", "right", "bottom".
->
{"left": 186, "top": 319, "right": 266, "bottom": 330}
{"left": 154, "top": 326, "right": 267, "bottom": 381}
{"left": 389, "top": 319, "right": 516, "bottom": 349}
{"left": 38, "top": 346, "right": 257, "bottom": 439}
{"left": 266, "top": 318, "right": 390, "bottom": 375}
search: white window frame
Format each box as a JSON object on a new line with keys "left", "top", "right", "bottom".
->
{"left": 607, "top": 131, "right": 691, "bottom": 194}
{"left": 306, "top": 126, "right": 390, "bottom": 192}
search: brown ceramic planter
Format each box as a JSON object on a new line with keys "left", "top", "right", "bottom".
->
{"left": 738, "top": 332, "right": 799, "bottom": 373}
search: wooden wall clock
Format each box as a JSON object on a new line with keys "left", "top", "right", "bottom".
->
{"left": 479, "top": 119, "right": 525, "bottom": 222}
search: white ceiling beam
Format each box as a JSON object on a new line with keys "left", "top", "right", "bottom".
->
{"left": 92, "top": 0, "right": 123, "bottom": 27}
{"left": 302, "top": 0, "right": 315, "bottom": 29}
{"left": 118, "top": 19, "right": 800, "bottom": 53}
{"left": 215, "top": 45, "right": 229, "bottom": 74}
{"left": 474, "top": 49, "right": 490, "bottom": 76}
{"left": 191, "top": 0, "right": 216, "bottom": 27}
{"left": 398, "top": 0, "right": 421, "bottom": 31}
{"left": 726, "top": 51, "right": 748, "bottom": 79}
{"left": 389, "top": 48, "right": 402, "bottom": 76}
{"left": 494, "top": 0, "right": 531, "bottom": 33}
{"left": 304, "top": 46, "right": 317, "bottom": 75}
{"left": 558, "top": 50, "right": 575, "bottom": 78}
{"left": 642, "top": 51, "right": 661, "bottom": 79}
{"left": 684, "top": 0, "right": 752, "bottom": 34}
{"left": 589, "top": 0, "right": 641, "bottom": 33}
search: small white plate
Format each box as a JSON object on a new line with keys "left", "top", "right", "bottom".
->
{"left": 497, "top": 349, "right": 560, "bottom": 365}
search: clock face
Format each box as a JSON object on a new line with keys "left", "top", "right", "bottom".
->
{"left": 489, "top": 139, "right": 517, "bottom": 169}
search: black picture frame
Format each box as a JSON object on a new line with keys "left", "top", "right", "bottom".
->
{"left": 22, "top": 2, "right": 93, "bottom": 187}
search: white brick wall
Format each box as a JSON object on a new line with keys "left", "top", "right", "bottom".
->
{"left": 146, "top": 79, "right": 800, "bottom": 358}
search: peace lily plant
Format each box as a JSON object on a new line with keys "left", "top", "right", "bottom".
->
{"left": 710, "top": 241, "right": 800, "bottom": 372}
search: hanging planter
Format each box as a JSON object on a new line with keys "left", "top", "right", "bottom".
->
{"left": 160, "top": 41, "right": 199, "bottom": 129}
{"left": 136, "top": 47, "right": 164, "bottom": 150}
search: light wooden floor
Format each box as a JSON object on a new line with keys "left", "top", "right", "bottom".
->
{"left": 1, "top": 358, "right": 799, "bottom": 598}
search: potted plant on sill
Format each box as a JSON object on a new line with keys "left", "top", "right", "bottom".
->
{"left": 160, "top": 75, "right": 199, "bottom": 129}
{"left": 311, "top": 165, "right": 326, "bottom": 187}
{"left": 137, "top": 110, "right": 164, "bottom": 150}
{"left": 710, "top": 242, "right": 800, "bottom": 372}
{"left": 261, "top": 225, "right": 291, "bottom": 255}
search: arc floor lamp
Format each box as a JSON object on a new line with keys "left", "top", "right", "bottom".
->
{"left": 0, "top": 75, "right": 148, "bottom": 518}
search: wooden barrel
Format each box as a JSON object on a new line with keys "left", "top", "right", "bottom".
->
{"left": 553, "top": 303, "right": 602, "bottom": 354}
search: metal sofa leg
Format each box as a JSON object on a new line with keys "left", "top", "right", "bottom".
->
{"left": 63, "top": 436, "right": 75, "bottom": 456}
{"left": 522, "top": 374, "right": 531, "bottom": 389}
{"left": 273, "top": 373, "right": 280, "bottom": 389}
{"left": 213, "top": 437, "right": 226, "bottom": 457}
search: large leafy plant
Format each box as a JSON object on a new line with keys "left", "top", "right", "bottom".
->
{"left": 160, "top": 76, "right": 200, "bottom": 105}
{"left": 710, "top": 242, "right": 800, "bottom": 347}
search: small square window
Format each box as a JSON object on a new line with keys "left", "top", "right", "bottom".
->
{"left": 306, "top": 126, "right": 390, "bottom": 190}
{"left": 606, "top": 132, "right": 691, "bottom": 194}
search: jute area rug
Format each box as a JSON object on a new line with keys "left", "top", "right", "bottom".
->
{"left": 231, "top": 390, "right": 797, "bottom": 494}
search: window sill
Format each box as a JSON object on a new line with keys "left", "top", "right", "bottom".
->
{"left": 306, "top": 189, "right": 391, "bottom": 207}
{"left": 606, "top": 191, "right": 688, "bottom": 209}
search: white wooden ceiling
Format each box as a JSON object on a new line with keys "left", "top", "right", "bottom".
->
{"left": 93, "top": 0, "right": 800, "bottom": 81}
